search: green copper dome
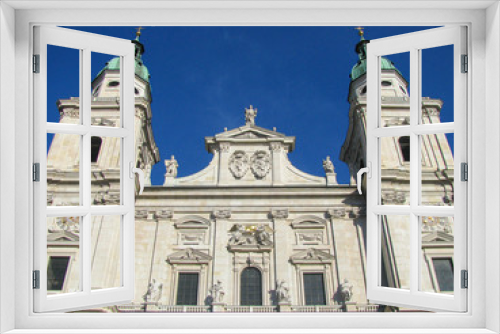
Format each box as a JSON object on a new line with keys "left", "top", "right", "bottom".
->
{"left": 95, "top": 35, "right": 151, "bottom": 83}
{"left": 350, "top": 37, "right": 403, "bottom": 81}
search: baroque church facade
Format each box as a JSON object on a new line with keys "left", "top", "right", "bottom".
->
{"left": 46, "top": 31, "right": 455, "bottom": 313}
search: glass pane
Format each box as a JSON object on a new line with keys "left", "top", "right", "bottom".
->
{"left": 421, "top": 45, "right": 454, "bottom": 124}
{"left": 420, "top": 215, "right": 454, "bottom": 294}
{"left": 46, "top": 216, "right": 81, "bottom": 294}
{"left": 421, "top": 133, "right": 454, "bottom": 206}
{"left": 240, "top": 267, "right": 262, "bottom": 306}
{"left": 380, "top": 215, "right": 410, "bottom": 290}
{"left": 47, "top": 133, "right": 80, "bottom": 206}
{"left": 91, "top": 215, "right": 122, "bottom": 290}
{"left": 176, "top": 273, "right": 199, "bottom": 305}
{"left": 91, "top": 136, "right": 121, "bottom": 205}
{"left": 47, "top": 45, "right": 80, "bottom": 124}
{"left": 380, "top": 136, "right": 410, "bottom": 205}
{"left": 380, "top": 52, "right": 410, "bottom": 128}
{"left": 303, "top": 273, "right": 326, "bottom": 305}
{"left": 91, "top": 52, "right": 121, "bottom": 127}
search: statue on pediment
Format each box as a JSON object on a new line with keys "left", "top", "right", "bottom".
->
{"left": 245, "top": 105, "right": 257, "bottom": 125}
{"left": 165, "top": 155, "right": 178, "bottom": 178}
{"left": 323, "top": 156, "right": 335, "bottom": 174}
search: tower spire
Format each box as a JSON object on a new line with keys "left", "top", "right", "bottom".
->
{"left": 135, "top": 27, "right": 143, "bottom": 41}
{"left": 355, "top": 27, "right": 365, "bottom": 40}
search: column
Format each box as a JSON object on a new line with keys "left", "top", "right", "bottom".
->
{"left": 218, "top": 143, "right": 230, "bottom": 186}
{"left": 271, "top": 208, "right": 292, "bottom": 311}
{"left": 270, "top": 142, "right": 283, "bottom": 186}
{"left": 211, "top": 209, "right": 231, "bottom": 310}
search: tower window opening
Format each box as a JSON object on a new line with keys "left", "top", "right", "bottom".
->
{"left": 399, "top": 136, "right": 410, "bottom": 162}
{"left": 91, "top": 136, "right": 102, "bottom": 163}
{"left": 108, "top": 81, "right": 120, "bottom": 87}
{"left": 381, "top": 80, "right": 392, "bottom": 87}
{"left": 361, "top": 86, "right": 367, "bottom": 94}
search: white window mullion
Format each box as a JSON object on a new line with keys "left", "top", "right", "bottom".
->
{"left": 409, "top": 47, "right": 420, "bottom": 295}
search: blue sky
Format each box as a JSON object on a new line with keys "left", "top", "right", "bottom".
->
{"left": 47, "top": 26, "right": 453, "bottom": 185}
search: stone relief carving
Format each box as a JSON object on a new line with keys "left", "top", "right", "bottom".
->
{"left": 327, "top": 207, "right": 346, "bottom": 219}
{"left": 154, "top": 210, "right": 173, "bottom": 219}
{"left": 270, "top": 209, "right": 289, "bottom": 219}
{"left": 276, "top": 279, "right": 290, "bottom": 303}
{"left": 323, "top": 156, "right": 335, "bottom": 174}
{"left": 212, "top": 209, "right": 231, "bottom": 219}
{"left": 270, "top": 142, "right": 282, "bottom": 151}
{"left": 297, "top": 232, "right": 323, "bottom": 245}
{"left": 228, "top": 224, "right": 273, "bottom": 247}
{"left": 228, "top": 150, "right": 249, "bottom": 179}
{"left": 48, "top": 216, "right": 80, "bottom": 233}
{"left": 135, "top": 210, "right": 148, "bottom": 219}
{"left": 245, "top": 105, "right": 257, "bottom": 125}
{"left": 290, "top": 248, "right": 334, "bottom": 264}
{"left": 382, "top": 191, "right": 406, "bottom": 204}
{"left": 422, "top": 216, "right": 453, "bottom": 234}
{"left": 219, "top": 142, "right": 230, "bottom": 153}
{"left": 164, "top": 155, "right": 178, "bottom": 178}
{"left": 142, "top": 278, "right": 163, "bottom": 303}
{"left": 339, "top": 279, "right": 354, "bottom": 302}
{"left": 209, "top": 280, "right": 225, "bottom": 303}
{"left": 167, "top": 248, "right": 212, "bottom": 264}
{"left": 180, "top": 233, "right": 205, "bottom": 245}
{"left": 251, "top": 151, "right": 271, "bottom": 179}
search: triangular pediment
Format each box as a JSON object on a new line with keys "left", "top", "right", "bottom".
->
{"left": 47, "top": 230, "right": 80, "bottom": 242}
{"left": 422, "top": 231, "right": 454, "bottom": 243}
{"left": 216, "top": 125, "right": 287, "bottom": 140}
{"left": 290, "top": 248, "right": 334, "bottom": 264}
{"left": 167, "top": 248, "right": 212, "bottom": 264}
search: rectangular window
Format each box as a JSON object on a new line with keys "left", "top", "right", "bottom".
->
{"left": 433, "top": 258, "right": 454, "bottom": 292}
{"left": 47, "top": 256, "right": 70, "bottom": 291}
{"left": 303, "top": 273, "right": 326, "bottom": 306}
{"left": 176, "top": 273, "right": 199, "bottom": 306}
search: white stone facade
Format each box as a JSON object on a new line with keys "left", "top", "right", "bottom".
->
{"left": 45, "top": 36, "right": 455, "bottom": 313}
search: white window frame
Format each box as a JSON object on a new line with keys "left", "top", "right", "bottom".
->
{"left": 32, "top": 25, "right": 137, "bottom": 313}
{"left": 365, "top": 26, "right": 467, "bottom": 312}
{"left": 0, "top": 2, "right": 498, "bottom": 333}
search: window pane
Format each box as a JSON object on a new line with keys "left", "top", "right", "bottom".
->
{"left": 176, "top": 273, "right": 199, "bottom": 305}
{"left": 91, "top": 52, "right": 121, "bottom": 127}
{"left": 91, "top": 137, "right": 121, "bottom": 206}
{"left": 47, "top": 133, "right": 80, "bottom": 206}
{"left": 240, "top": 267, "right": 262, "bottom": 306}
{"left": 46, "top": 216, "right": 80, "bottom": 294}
{"left": 380, "top": 51, "right": 410, "bottom": 128}
{"left": 303, "top": 273, "right": 326, "bottom": 305}
{"left": 47, "top": 45, "right": 80, "bottom": 124}
{"left": 380, "top": 215, "right": 410, "bottom": 290}
{"left": 420, "top": 216, "right": 454, "bottom": 294}
{"left": 421, "top": 133, "right": 454, "bottom": 206}
{"left": 380, "top": 136, "right": 410, "bottom": 205}
{"left": 433, "top": 258, "right": 454, "bottom": 292}
{"left": 91, "top": 215, "right": 122, "bottom": 290}
{"left": 421, "top": 45, "right": 454, "bottom": 124}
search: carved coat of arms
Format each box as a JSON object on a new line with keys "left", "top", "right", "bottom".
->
{"left": 229, "top": 151, "right": 249, "bottom": 179}
{"left": 251, "top": 151, "right": 271, "bottom": 179}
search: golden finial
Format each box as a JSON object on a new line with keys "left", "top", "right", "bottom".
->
{"left": 136, "top": 27, "right": 144, "bottom": 38}
{"left": 355, "top": 27, "right": 364, "bottom": 37}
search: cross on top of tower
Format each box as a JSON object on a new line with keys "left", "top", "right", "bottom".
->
{"left": 355, "top": 27, "right": 364, "bottom": 39}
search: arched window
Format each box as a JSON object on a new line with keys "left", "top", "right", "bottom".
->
{"left": 399, "top": 136, "right": 410, "bottom": 162}
{"left": 91, "top": 137, "right": 102, "bottom": 163}
{"left": 240, "top": 267, "right": 262, "bottom": 306}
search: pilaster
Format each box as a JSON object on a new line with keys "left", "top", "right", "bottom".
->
{"left": 218, "top": 143, "right": 231, "bottom": 186}
{"left": 270, "top": 208, "right": 290, "bottom": 303}
{"left": 211, "top": 209, "right": 232, "bottom": 300}
{"left": 270, "top": 142, "right": 283, "bottom": 186}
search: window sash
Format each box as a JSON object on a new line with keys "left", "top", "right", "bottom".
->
{"left": 33, "top": 26, "right": 136, "bottom": 313}
{"left": 366, "top": 26, "right": 468, "bottom": 312}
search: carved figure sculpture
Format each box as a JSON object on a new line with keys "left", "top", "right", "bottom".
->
{"left": 276, "top": 279, "right": 290, "bottom": 303}
{"left": 245, "top": 105, "right": 257, "bottom": 125}
{"left": 143, "top": 278, "right": 163, "bottom": 303}
{"left": 228, "top": 224, "right": 247, "bottom": 245}
{"left": 210, "top": 280, "right": 225, "bottom": 303}
{"left": 339, "top": 279, "right": 353, "bottom": 302}
{"left": 323, "top": 156, "right": 335, "bottom": 174}
{"left": 255, "top": 225, "right": 272, "bottom": 245}
{"left": 165, "top": 155, "right": 178, "bottom": 177}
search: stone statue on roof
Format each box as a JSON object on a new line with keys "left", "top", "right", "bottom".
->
{"left": 245, "top": 105, "right": 257, "bottom": 125}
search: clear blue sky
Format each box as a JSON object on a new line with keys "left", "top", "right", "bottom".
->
{"left": 48, "top": 26, "right": 453, "bottom": 185}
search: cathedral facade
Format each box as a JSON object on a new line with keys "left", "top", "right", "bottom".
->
{"left": 45, "top": 32, "right": 455, "bottom": 313}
